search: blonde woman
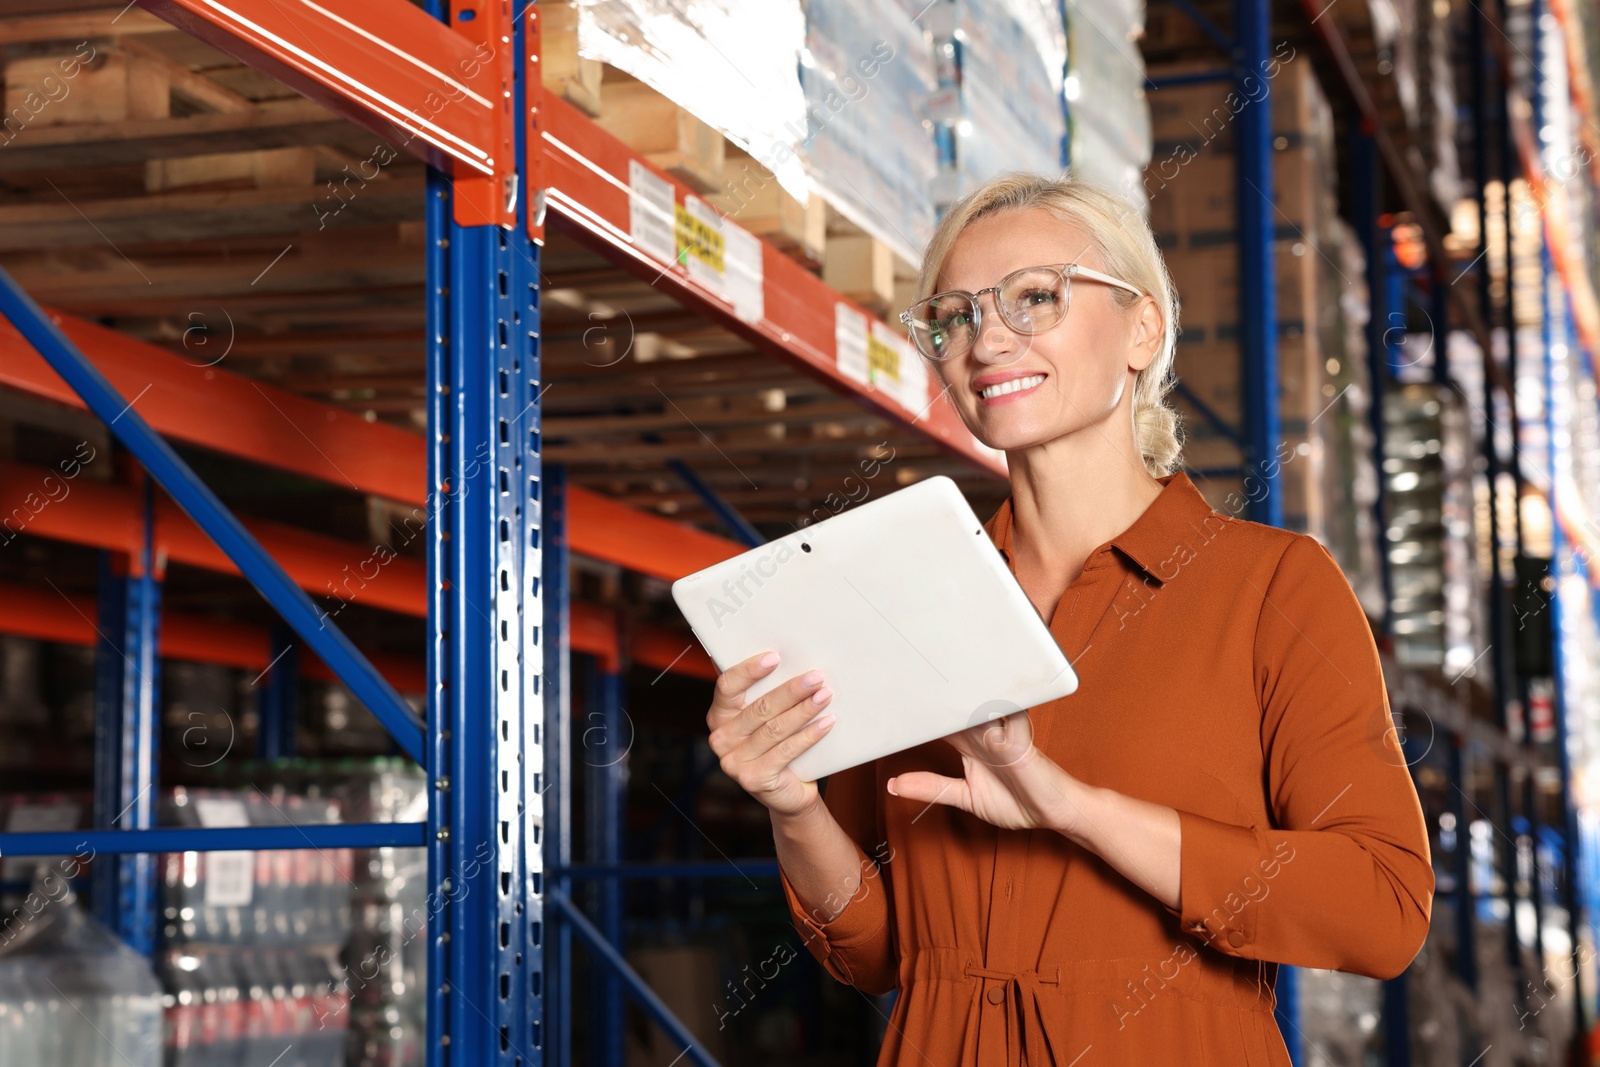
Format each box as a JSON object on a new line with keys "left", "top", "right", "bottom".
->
{"left": 703, "top": 173, "right": 1432, "bottom": 1064}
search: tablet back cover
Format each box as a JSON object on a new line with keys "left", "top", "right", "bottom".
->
{"left": 671, "top": 476, "right": 1078, "bottom": 780}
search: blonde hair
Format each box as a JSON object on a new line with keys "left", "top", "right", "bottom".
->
{"left": 914, "top": 172, "right": 1183, "bottom": 477}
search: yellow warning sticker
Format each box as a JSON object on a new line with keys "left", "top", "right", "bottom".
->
{"left": 675, "top": 203, "right": 724, "bottom": 273}
{"left": 866, "top": 332, "right": 901, "bottom": 383}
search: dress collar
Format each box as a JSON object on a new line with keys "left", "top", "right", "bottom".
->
{"left": 982, "top": 471, "right": 1221, "bottom": 586}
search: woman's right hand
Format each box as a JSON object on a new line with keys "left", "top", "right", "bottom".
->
{"left": 706, "top": 651, "right": 837, "bottom": 819}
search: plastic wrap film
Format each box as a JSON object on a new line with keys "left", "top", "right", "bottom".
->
{"left": 1408, "top": 894, "right": 1582, "bottom": 1063}
{"left": 1317, "top": 217, "right": 1386, "bottom": 619}
{"left": 1296, "top": 967, "right": 1382, "bottom": 1065}
{"left": 1381, "top": 382, "right": 1472, "bottom": 670}
{"left": 575, "top": 0, "right": 811, "bottom": 201}
{"left": 1419, "top": 0, "right": 1461, "bottom": 210}
{"left": 946, "top": 0, "right": 1069, "bottom": 197}
{"left": 1064, "top": 0, "right": 1150, "bottom": 210}
{"left": 1388, "top": 0, "right": 1420, "bottom": 131}
{"left": 800, "top": 0, "right": 941, "bottom": 262}
{"left": 157, "top": 782, "right": 353, "bottom": 1067}
{"left": 336, "top": 759, "right": 427, "bottom": 1067}
{"left": 0, "top": 875, "right": 164, "bottom": 1067}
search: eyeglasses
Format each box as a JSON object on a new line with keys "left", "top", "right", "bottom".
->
{"left": 898, "top": 262, "right": 1145, "bottom": 362}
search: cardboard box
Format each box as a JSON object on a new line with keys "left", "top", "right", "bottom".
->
{"left": 710, "top": 147, "right": 826, "bottom": 264}
{"left": 1170, "top": 336, "right": 1322, "bottom": 434}
{"left": 1164, "top": 237, "right": 1330, "bottom": 355}
{"left": 624, "top": 945, "right": 729, "bottom": 1067}
{"left": 1178, "top": 429, "right": 1320, "bottom": 535}
{"left": 1146, "top": 143, "right": 1335, "bottom": 250}
{"left": 1147, "top": 56, "right": 1334, "bottom": 160}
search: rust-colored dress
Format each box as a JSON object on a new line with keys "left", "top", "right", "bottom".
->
{"left": 777, "top": 471, "right": 1434, "bottom": 1065}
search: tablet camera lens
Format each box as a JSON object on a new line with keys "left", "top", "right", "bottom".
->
{"left": 801, "top": 543, "right": 811, "bottom": 553}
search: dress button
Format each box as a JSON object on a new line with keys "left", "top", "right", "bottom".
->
{"left": 1227, "top": 930, "right": 1245, "bottom": 948}
{"left": 986, "top": 987, "right": 1005, "bottom": 1005}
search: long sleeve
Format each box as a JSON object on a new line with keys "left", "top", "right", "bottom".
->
{"left": 1162, "top": 534, "right": 1434, "bottom": 980}
{"left": 777, "top": 760, "right": 899, "bottom": 994}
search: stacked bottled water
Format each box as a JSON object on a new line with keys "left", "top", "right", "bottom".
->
{"left": 0, "top": 873, "right": 163, "bottom": 1066}
{"left": 157, "top": 783, "right": 352, "bottom": 1066}
{"left": 335, "top": 759, "right": 427, "bottom": 1067}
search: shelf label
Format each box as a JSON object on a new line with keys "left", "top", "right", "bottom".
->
{"left": 2, "top": 801, "right": 80, "bottom": 881}
{"left": 194, "top": 796, "right": 254, "bottom": 908}
{"left": 628, "top": 159, "right": 675, "bottom": 265}
{"left": 871, "top": 320, "right": 927, "bottom": 415}
{"left": 722, "top": 218, "right": 764, "bottom": 324}
{"left": 834, "top": 303, "right": 869, "bottom": 385}
{"left": 867, "top": 329, "right": 900, "bottom": 384}
{"left": 675, "top": 196, "right": 725, "bottom": 294}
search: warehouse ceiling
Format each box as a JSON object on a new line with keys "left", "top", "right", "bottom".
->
{"left": 0, "top": 2, "right": 1010, "bottom": 546}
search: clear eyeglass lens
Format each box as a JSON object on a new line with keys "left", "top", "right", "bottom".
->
{"left": 998, "top": 267, "right": 1068, "bottom": 334}
{"left": 910, "top": 267, "right": 1070, "bottom": 360}
{"left": 911, "top": 293, "right": 979, "bottom": 360}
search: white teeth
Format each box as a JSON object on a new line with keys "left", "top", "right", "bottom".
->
{"left": 979, "top": 374, "right": 1046, "bottom": 400}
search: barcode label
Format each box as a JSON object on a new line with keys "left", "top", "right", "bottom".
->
{"left": 206, "top": 852, "right": 254, "bottom": 907}
{"left": 193, "top": 796, "right": 254, "bottom": 907}
{"left": 722, "top": 219, "right": 764, "bottom": 324}
{"left": 834, "top": 303, "right": 869, "bottom": 385}
{"left": 629, "top": 159, "right": 675, "bottom": 265}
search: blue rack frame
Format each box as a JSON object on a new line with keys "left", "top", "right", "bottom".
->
{"left": 89, "top": 478, "right": 161, "bottom": 956}
{"left": 1150, "top": 0, "right": 1300, "bottom": 1054}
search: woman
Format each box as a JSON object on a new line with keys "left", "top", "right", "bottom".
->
{"left": 703, "top": 173, "right": 1432, "bottom": 1064}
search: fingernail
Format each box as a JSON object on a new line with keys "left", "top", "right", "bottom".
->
{"left": 811, "top": 686, "right": 833, "bottom": 705}
{"left": 759, "top": 651, "right": 780, "bottom": 669}
{"left": 886, "top": 779, "right": 899, "bottom": 796}
{"left": 816, "top": 713, "right": 836, "bottom": 730}
{"left": 801, "top": 669, "right": 823, "bottom": 687}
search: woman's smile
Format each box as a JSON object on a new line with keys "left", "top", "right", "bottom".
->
{"left": 975, "top": 371, "right": 1049, "bottom": 405}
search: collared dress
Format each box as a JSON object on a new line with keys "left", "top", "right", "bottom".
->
{"left": 778, "top": 471, "right": 1434, "bottom": 1065}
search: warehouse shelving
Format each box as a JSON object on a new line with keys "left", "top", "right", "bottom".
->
{"left": 0, "top": 0, "right": 1594, "bottom": 1065}
{"left": 0, "top": 2, "right": 1006, "bottom": 1065}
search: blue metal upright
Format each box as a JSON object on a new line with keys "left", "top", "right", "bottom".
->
{"left": 543, "top": 463, "right": 573, "bottom": 1067}
{"left": 583, "top": 653, "right": 627, "bottom": 1067}
{"left": 258, "top": 622, "right": 298, "bottom": 760}
{"left": 1233, "top": 0, "right": 1281, "bottom": 529}
{"left": 1470, "top": 7, "right": 1529, "bottom": 1001}
{"left": 422, "top": 18, "right": 546, "bottom": 1056}
{"left": 1529, "top": 0, "right": 1587, "bottom": 1036}
{"left": 1230, "top": 0, "right": 1292, "bottom": 1051}
{"left": 90, "top": 476, "right": 161, "bottom": 955}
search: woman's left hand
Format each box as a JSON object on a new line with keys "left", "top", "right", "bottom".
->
{"left": 886, "top": 711, "right": 1082, "bottom": 834}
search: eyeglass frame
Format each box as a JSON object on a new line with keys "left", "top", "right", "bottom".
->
{"left": 897, "top": 262, "right": 1147, "bottom": 362}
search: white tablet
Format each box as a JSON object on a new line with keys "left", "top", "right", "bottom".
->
{"left": 670, "top": 475, "right": 1078, "bottom": 781}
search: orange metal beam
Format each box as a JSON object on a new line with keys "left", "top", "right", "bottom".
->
{"left": 0, "top": 460, "right": 425, "bottom": 617}
{"left": 0, "top": 579, "right": 695, "bottom": 691}
{"left": 0, "top": 308, "right": 746, "bottom": 580}
{"left": 135, "top": 0, "right": 513, "bottom": 227}
{"left": 631, "top": 621, "right": 716, "bottom": 683}
{"left": 0, "top": 310, "right": 423, "bottom": 505}
{"left": 0, "top": 465, "right": 704, "bottom": 679}
{"left": 0, "top": 579, "right": 428, "bottom": 693}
